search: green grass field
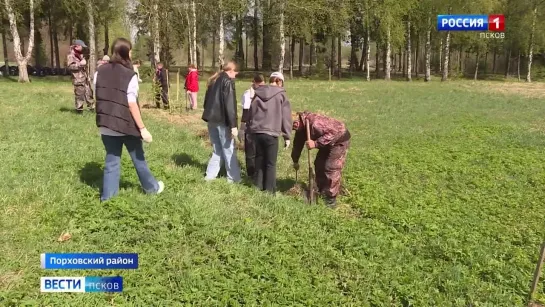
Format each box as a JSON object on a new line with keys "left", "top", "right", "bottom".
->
{"left": 1, "top": 77, "right": 545, "bottom": 306}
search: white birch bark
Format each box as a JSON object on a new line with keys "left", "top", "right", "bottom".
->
{"left": 278, "top": 0, "right": 285, "bottom": 72}
{"left": 5, "top": 0, "right": 34, "bottom": 82}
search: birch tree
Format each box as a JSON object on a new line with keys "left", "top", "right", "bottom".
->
{"left": 4, "top": 0, "right": 34, "bottom": 82}
{"left": 526, "top": 1, "right": 538, "bottom": 82}
{"left": 87, "top": 0, "right": 96, "bottom": 78}
{"left": 153, "top": 1, "right": 161, "bottom": 65}
{"left": 278, "top": 0, "right": 285, "bottom": 72}
{"left": 218, "top": 0, "right": 225, "bottom": 67}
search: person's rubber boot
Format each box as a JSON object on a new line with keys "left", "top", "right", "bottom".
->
{"left": 325, "top": 196, "right": 337, "bottom": 209}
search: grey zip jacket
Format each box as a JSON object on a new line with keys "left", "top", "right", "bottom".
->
{"left": 247, "top": 85, "right": 292, "bottom": 140}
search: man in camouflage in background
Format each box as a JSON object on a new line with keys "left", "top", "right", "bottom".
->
{"left": 291, "top": 111, "right": 351, "bottom": 208}
{"left": 67, "top": 40, "right": 93, "bottom": 113}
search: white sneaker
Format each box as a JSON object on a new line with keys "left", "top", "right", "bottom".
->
{"left": 157, "top": 181, "right": 165, "bottom": 194}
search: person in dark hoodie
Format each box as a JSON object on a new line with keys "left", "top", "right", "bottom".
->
{"left": 201, "top": 61, "right": 241, "bottom": 183}
{"left": 154, "top": 62, "right": 169, "bottom": 109}
{"left": 247, "top": 72, "right": 292, "bottom": 193}
{"left": 291, "top": 111, "right": 351, "bottom": 208}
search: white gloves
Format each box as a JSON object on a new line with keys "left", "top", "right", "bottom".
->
{"left": 238, "top": 123, "right": 246, "bottom": 142}
{"left": 284, "top": 139, "right": 291, "bottom": 150}
{"left": 80, "top": 59, "right": 87, "bottom": 66}
{"left": 140, "top": 128, "right": 153, "bottom": 143}
{"left": 231, "top": 127, "right": 238, "bottom": 140}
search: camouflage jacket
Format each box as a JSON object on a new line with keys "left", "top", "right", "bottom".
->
{"left": 291, "top": 112, "right": 351, "bottom": 163}
{"left": 67, "top": 49, "right": 87, "bottom": 86}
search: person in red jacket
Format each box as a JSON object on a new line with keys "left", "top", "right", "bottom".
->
{"left": 184, "top": 64, "right": 199, "bottom": 110}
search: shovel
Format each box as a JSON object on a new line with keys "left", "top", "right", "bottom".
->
{"left": 306, "top": 119, "right": 314, "bottom": 204}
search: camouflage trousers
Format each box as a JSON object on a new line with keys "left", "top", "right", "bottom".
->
{"left": 314, "top": 140, "right": 350, "bottom": 198}
{"left": 74, "top": 84, "right": 93, "bottom": 111}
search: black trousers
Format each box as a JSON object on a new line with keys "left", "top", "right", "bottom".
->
{"left": 155, "top": 86, "right": 169, "bottom": 107}
{"left": 244, "top": 132, "right": 256, "bottom": 177}
{"left": 253, "top": 133, "right": 279, "bottom": 193}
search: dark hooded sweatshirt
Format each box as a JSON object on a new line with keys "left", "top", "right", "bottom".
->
{"left": 247, "top": 85, "right": 292, "bottom": 141}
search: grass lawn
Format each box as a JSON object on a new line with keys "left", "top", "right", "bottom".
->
{"left": 1, "top": 77, "right": 545, "bottom": 306}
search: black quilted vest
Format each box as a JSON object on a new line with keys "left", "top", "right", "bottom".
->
{"left": 95, "top": 63, "right": 140, "bottom": 137}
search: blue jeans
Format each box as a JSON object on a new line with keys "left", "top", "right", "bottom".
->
{"left": 205, "top": 122, "right": 241, "bottom": 182}
{"left": 101, "top": 134, "right": 159, "bottom": 201}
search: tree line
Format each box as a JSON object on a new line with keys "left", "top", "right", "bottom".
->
{"left": 2, "top": 0, "right": 545, "bottom": 83}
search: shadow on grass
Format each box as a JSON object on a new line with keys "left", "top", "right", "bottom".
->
{"left": 79, "top": 162, "right": 137, "bottom": 190}
{"left": 277, "top": 178, "right": 297, "bottom": 192}
{"left": 59, "top": 106, "right": 79, "bottom": 114}
{"left": 171, "top": 153, "right": 207, "bottom": 170}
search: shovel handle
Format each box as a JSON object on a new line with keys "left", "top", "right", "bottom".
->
{"left": 305, "top": 119, "right": 314, "bottom": 204}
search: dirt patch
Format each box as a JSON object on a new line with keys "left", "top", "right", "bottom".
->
{"left": 144, "top": 108, "right": 202, "bottom": 127}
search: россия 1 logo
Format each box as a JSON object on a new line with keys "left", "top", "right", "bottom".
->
{"left": 437, "top": 14, "right": 505, "bottom": 32}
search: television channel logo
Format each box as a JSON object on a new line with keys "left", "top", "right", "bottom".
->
{"left": 437, "top": 15, "right": 505, "bottom": 32}
{"left": 40, "top": 276, "right": 123, "bottom": 293}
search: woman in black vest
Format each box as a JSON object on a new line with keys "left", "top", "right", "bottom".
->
{"left": 95, "top": 38, "right": 165, "bottom": 201}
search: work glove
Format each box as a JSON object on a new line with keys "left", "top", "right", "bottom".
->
{"left": 140, "top": 128, "right": 153, "bottom": 143}
{"left": 293, "top": 163, "right": 300, "bottom": 171}
{"left": 231, "top": 127, "right": 238, "bottom": 140}
{"left": 80, "top": 59, "right": 87, "bottom": 66}
{"left": 284, "top": 139, "right": 291, "bottom": 150}
{"left": 238, "top": 123, "right": 246, "bottom": 143}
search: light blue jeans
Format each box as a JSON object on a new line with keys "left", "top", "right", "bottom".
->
{"left": 101, "top": 135, "right": 159, "bottom": 201}
{"left": 205, "top": 122, "right": 241, "bottom": 183}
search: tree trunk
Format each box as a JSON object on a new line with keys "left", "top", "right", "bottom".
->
{"left": 441, "top": 33, "right": 450, "bottom": 81}
{"left": 2, "top": 26, "right": 8, "bottom": 75}
{"left": 424, "top": 15, "right": 431, "bottom": 82}
{"left": 337, "top": 36, "right": 341, "bottom": 79}
{"left": 365, "top": 26, "right": 370, "bottom": 81}
{"left": 253, "top": 0, "right": 259, "bottom": 70}
{"left": 458, "top": 47, "right": 462, "bottom": 74}
{"left": 245, "top": 29, "right": 248, "bottom": 69}
{"left": 191, "top": 0, "right": 197, "bottom": 66}
{"left": 186, "top": 5, "right": 193, "bottom": 65}
{"left": 298, "top": 38, "right": 304, "bottom": 74}
{"left": 492, "top": 48, "right": 497, "bottom": 74}
{"left": 438, "top": 38, "right": 442, "bottom": 73}
{"left": 48, "top": 6, "right": 54, "bottom": 67}
{"left": 212, "top": 30, "right": 216, "bottom": 70}
{"left": 152, "top": 2, "right": 161, "bottom": 66}
{"left": 517, "top": 51, "right": 521, "bottom": 81}
{"left": 474, "top": 51, "right": 479, "bottom": 80}
{"left": 53, "top": 24, "right": 60, "bottom": 68}
{"left": 68, "top": 23, "right": 73, "bottom": 47}
{"left": 349, "top": 31, "right": 358, "bottom": 72}
{"left": 103, "top": 23, "right": 109, "bottom": 55}
{"left": 483, "top": 52, "right": 488, "bottom": 75}
{"left": 278, "top": 0, "right": 285, "bottom": 72}
{"left": 398, "top": 48, "right": 402, "bottom": 72}
{"left": 262, "top": 0, "right": 272, "bottom": 71}
{"left": 527, "top": 4, "right": 538, "bottom": 82}
{"left": 234, "top": 14, "right": 243, "bottom": 66}
{"left": 289, "top": 36, "right": 295, "bottom": 79}
{"left": 330, "top": 36, "right": 336, "bottom": 75}
{"left": 218, "top": 7, "right": 225, "bottom": 68}
{"left": 406, "top": 20, "right": 411, "bottom": 81}
{"left": 415, "top": 32, "right": 419, "bottom": 77}
{"left": 504, "top": 48, "right": 511, "bottom": 78}
{"left": 87, "top": 1, "right": 96, "bottom": 78}
{"left": 359, "top": 35, "right": 366, "bottom": 72}
{"left": 309, "top": 37, "right": 314, "bottom": 74}
{"left": 5, "top": 0, "right": 35, "bottom": 82}
{"left": 385, "top": 25, "right": 391, "bottom": 80}
{"left": 375, "top": 43, "right": 380, "bottom": 78}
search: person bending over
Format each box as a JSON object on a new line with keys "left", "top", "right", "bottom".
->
{"left": 291, "top": 111, "right": 351, "bottom": 208}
